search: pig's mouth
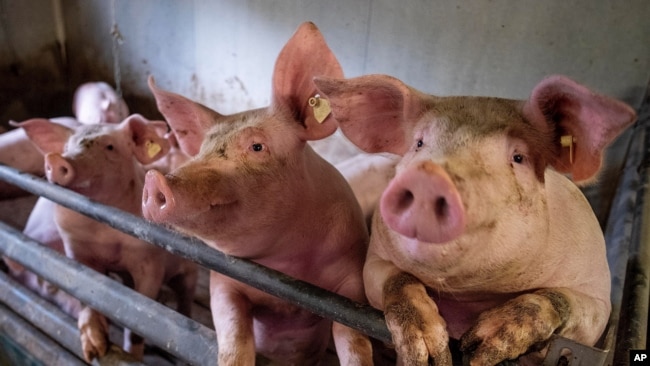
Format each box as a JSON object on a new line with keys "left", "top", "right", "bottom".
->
{"left": 209, "top": 197, "right": 238, "bottom": 209}
{"left": 52, "top": 178, "right": 92, "bottom": 195}
{"left": 70, "top": 179, "right": 92, "bottom": 191}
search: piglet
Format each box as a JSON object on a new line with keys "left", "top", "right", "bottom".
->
{"left": 142, "top": 22, "right": 373, "bottom": 365}
{"left": 17, "top": 115, "right": 198, "bottom": 362}
{"left": 315, "top": 74, "right": 636, "bottom": 365}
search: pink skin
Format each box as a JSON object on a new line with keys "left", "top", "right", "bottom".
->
{"left": 334, "top": 152, "right": 398, "bottom": 225}
{"left": 315, "top": 74, "right": 636, "bottom": 365}
{"left": 73, "top": 82, "right": 130, "bottom": 125}
{"left": 142, "top": 130, "right": 191, "bottom": 174}
{"left": 3, "top": 197, "right": 83, "bottom": 318}
{"left": 0, "top": 82, "right": 128, "bottom": 199}
{"left": 1, "top": 83, "right": 128, "bottom": 316}
{"left": 17, "top": 115, "right": 198, "bottom": 363}
{"left": 142, "top": 22, "right": 372, "bottom": 365}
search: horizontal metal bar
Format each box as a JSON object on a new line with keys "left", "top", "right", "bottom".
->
{"left": 0, "top": 164, "right": 392, "bottom": 344}
{"left": 0, "top": 269, "right": 85, "bottom": 359}
{"left": 0, "top": 302, "right": 85, "bottom": 366}
{"left": 0, "top": 271, "right": 143, "bottom": 366}
{"left": 0, "top": 221, "right": 218, "bottom": 365}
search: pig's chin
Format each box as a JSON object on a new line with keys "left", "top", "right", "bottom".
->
{"left": 396, "top": 235, "right": 465, "bottom": 271}
{"left": 409, "top": 230, "right": 458, "bottom": 245}
{"left": 163, "top": 199, "right": 239, "bottom": 237}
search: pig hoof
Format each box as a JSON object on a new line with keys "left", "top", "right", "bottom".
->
{"left": 383, "top": 272, "right": 452, "bottom": 365}
{"left": 459, "top": 293, "right": 564, "bottom": 365}
{"left": 78, "top": 310, "right": 110, "bottom": 362}
{"left": 385, "top": 298, "right": 452, "bottom": 365}
{"left": 80, "top": 329, "right": 109, "bottom": 362}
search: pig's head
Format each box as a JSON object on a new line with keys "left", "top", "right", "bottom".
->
{"left": 315, "top": 74, "right": 636, "bottom": 273}
{"left": 142, "top": 22, "right": 344, "bottom": 253}
{"left": 17, "top": 115, "right": 169, "bottom": 198}
{"left": 73, "top": 82, "right": 129, "bottom": 124}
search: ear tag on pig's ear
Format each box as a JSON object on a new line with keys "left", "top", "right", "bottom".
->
{"left": 146, "top": 140, "right": 162, "bottom": 158}
{"left": 308, "top": 94, "right": 331, "bottom": 124}
{"left": 560, "top": 135, "right": 576, "bottom": 164}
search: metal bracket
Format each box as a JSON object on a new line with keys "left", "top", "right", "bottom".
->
{"left": 542, "top": 334, "right": 609, "bottom": 366}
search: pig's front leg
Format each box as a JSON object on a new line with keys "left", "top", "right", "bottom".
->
{"left": 78, "top": 306, "right": 110, "bottom": 362}
{"left": 332, "top": 322, "right": 373, "bottom": 366}
{"left": 460, "top": 288, "right": 606, "bottom": 366}
{"left": 365, "top": 253, "right": 451, "bottom": 366}
{"left": 331, "top": 275, "right": 373, "bottom": 365}
{"left": 123, "top": 264, "right": 167, "bottom": 360}
{"left": 210, "top": 271, "right": 255, "bottom": 365}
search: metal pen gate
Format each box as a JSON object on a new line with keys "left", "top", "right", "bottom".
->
{"left": 0, "top": 99, "right": 647, "bottom": 365}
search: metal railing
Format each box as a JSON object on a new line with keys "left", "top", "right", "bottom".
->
{"left": 0, "top": 164, "right": 390, "bottom": 365}
{"left": 0, "top": 105, "right": 647, "bottom": 365}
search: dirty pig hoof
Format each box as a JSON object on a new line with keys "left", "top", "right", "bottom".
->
{"left": 459, "top": 293, "right": 563, "bottom": 366}
{"left": 80, "top": 328, "right": 109, "bottom": 362}
{"left": 78, "top": 309, "right": 110, "bottom": 362}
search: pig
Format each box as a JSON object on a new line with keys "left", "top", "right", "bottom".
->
{"left": 0, "top": 81, "right": 129, "bottom": 199}
{"left": 334, "top": 152, "right": 399, "bottom": 225}
{"left": 1, "top": 82, "right": 129, "bottom": 315}
{"left": 72, "top": 81, "right": 129, "bottom": 125}
{"left": 143, "top": 129, "right": 191, "bottom": 174}
{"left": 3, "top": 196, "right": 84, "bottom": 317}
{"left": 16, "top": 115, "right": 198, "bottom": 362}
{"left": 314, "top": 74, "right": 636, "bottom": 365}
{"left": 141, "top": 22, "right": 373, "bottom": 365}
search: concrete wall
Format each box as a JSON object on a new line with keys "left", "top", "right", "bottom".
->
{"left": 1, "top": 0, "right": 648, "bottom": 121}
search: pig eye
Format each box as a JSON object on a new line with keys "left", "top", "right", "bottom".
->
{"left": 416, "top": 139, "right": 424, "bottom": 149}
{"left": 250, "top": 143, "right": 265, "bottom": 152}
{"left": 513, "top": 153, "right": 524, "bottom": 164}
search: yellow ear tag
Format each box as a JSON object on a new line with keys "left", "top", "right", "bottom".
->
{"left": 308, "top": 94, "right": 331, "bottom": 124}
{"left": 560, "top": 135, "right": 576, "bottom": 164}
{"left": 146, "top": 140, "right": 162, "bottom": 158}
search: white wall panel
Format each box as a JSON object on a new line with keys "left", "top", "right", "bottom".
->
{"left": 363, "top": 1, "right": 649, "bottom": 103}
{"left": 190, "top": 0, "right": 372, "bottom": 113}
{"left": 1, "top": 0, "right": 648, "bottom": 115}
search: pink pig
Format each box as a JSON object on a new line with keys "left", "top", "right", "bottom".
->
{"left": 17, "top": 115, "right": 198, "bottom": 362}
{"left": 0, "top": 81, "right": 128, "bottom": 199}
{"left": 141, "top": 22, "right": 373, "bottom": 365}
{"left": 314, "top": 74, "right": 636, "bottom": 365}
{"left": 2, "top": 82, "right": 129, "bottom": 316}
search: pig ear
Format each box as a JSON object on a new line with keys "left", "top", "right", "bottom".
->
{"left": 10, "top": 118, "right": 73, "bottom": 155}
{"left": 120, "top": 114, "right": 171, "bottom": 165}
{"left": 314, "top": 74, "right": 430, "bottom": 155}
{"left": 148, "top": 76, "right": 224, "bottom": 156}
{"left": 271, "top": 22, "right": 343, "bottom": 141}
{"left": 523, "top": 75, "right": 637, "bottom": 182}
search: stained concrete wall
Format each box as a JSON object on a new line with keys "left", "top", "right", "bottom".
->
{"left": 0, "top": 0, "right": 648, "bottom": 121}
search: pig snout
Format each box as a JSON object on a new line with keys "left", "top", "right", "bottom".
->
{"left": 380, "top": 161, "right": 465, "bottom": 243}
{"left": 142, "top": 169, "right": 177, "bottom": 222}
{"left": 44, "top": 153, "right": 75, "bottom": 187}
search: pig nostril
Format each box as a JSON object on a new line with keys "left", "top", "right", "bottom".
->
{"left": 396, "top": 190, "right": 414, "bottom": 211}
{"left": 434, "top": 197, "right": 449, "bottom": 219}
{"left": 59, "top": 166, "right": 68, "bottom": 176}
{"left": 155, "top": 192, "right": 167, "bottom": 207}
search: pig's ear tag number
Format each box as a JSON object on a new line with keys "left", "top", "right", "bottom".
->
{"left": 560, "top": 135, "right": 576, "bottom": 164}
{"left": 146, "top": 140, "right": 162, "bottom": 158}
{"left": 308, "top": 94, "right": 331, "bottom": 124}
